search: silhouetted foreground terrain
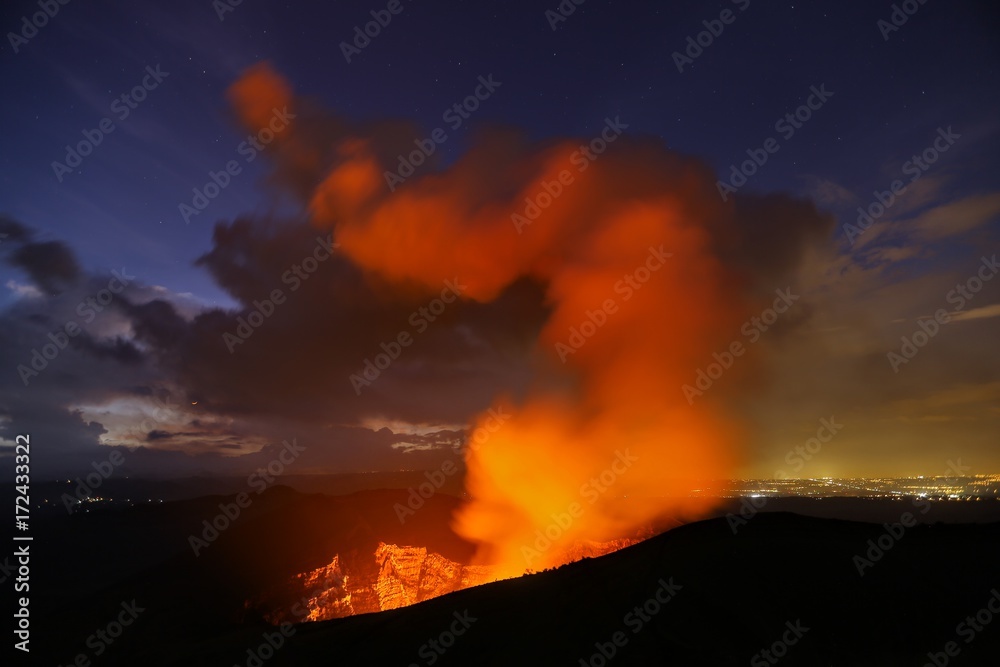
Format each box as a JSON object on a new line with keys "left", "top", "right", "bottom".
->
{"left": 25, "top": 488, "right": 1000, "bottom": 666}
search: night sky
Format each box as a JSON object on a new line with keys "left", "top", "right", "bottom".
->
{"left": 1, "top": 0, "right": 998, "bottom": 480}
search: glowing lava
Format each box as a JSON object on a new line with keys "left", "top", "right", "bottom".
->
{"left": 258, "top": 540, "right": 639, "bottom": 622}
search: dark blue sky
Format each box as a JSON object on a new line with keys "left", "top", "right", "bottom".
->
{"left": 1, "top": 0, "right": 999, "bottom": 479}
{"left": 3, "top": 0, "right": 996, "bottom": 303}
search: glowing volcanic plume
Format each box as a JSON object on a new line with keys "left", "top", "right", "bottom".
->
{"left": 227, "top": 63, "right": 758, "bottom": 577}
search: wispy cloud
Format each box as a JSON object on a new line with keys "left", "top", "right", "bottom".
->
{"left": 951, "top": 303, "right": 1000, "bottom": 322}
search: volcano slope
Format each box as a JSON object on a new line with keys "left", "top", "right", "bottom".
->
{"left": 33, "top": 488, "right": 996, "bottom": 666}
{"left": 246, "top": 512, "right": 1000, "bottom": 666}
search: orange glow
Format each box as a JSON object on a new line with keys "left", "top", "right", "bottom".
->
{"left": 229, "top": 65, "right": 755, "bottom": 579}
{"left": 226, "top": 62, "right": 293, "bottom": 133}
{"left": 258, "top": 540, "right": 634, "bottom": 622}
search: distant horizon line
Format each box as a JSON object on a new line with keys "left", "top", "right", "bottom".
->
{"left": 5, "top": 472, "right": 999, "bottom": 483}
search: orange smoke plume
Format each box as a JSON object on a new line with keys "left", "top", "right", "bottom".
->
{"left": 228, "top": 64, "right": 756, "bottom": 576}
{"left": 226, "top": 62, "right": 293, "bottom": 133}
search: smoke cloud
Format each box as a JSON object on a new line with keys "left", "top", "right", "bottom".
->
{"left": 226, "top": 63, "right": 833, "bottom": 573}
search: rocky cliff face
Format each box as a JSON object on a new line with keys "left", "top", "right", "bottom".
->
{"left": 372, "top": 543, "right": 496, "bottom": 610}
{"left": 257, "top": 539, "right": 636, "bottom": 623}
{"left": 289, "top": 555, "right": 354, "bottom": 621}
{"left": 257, "top": 543, "right": 494, "bottom": 623}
